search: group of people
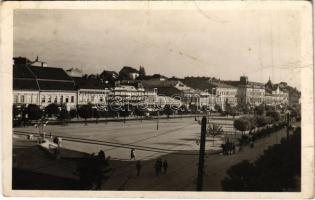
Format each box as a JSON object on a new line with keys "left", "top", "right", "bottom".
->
{"left": 221, "top": 141, "right": 236, "bottom": 155}
{"left": 131, "top": 149, "right": 168, "bottom": 177}
{"left": 154, "top": 158, "right": 168, "bottom": 176}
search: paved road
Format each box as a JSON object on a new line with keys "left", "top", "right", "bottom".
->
{"left": 13, "top": 119, "right": 297, "bottom": 191}
{"left": 103, "top": 125, "right": 292, "bottom": 191}
{"left": 14, "top": 118, "right": 237, "bottom": 161}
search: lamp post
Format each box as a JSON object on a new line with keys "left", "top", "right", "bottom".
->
{"left": 154, "top": 88, "right": 159, "bottom": 131}
{"left": 35, "top": 117, "right": 49, "bottom": 140}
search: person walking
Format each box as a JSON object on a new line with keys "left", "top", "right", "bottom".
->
{"left": 136, "top": 160, "right": 142, "bottom": 176}
{"left": 155, "top": 159, "right": 160, "bottom": 176}
{"left": 157, "top": 159, "right": 162, "bottom": 175}
{"left": 130, "top": 148, "right": 136, "bottom": 160}
{"left": 162, "top": 160, "right": 168, "bottom": 174}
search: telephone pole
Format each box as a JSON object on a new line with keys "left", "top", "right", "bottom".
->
{"left": 196, "top": 116, "right": 207, "bottom": 191}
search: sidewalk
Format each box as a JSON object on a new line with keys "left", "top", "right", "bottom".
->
{"left": 13, "top": 137, "right": 87, "bottom": 190}
{"left": 13, "top": 123, "right": 296, "bottom": 191}
{"left": 101, "top": 125, "right": 293, "bottom": 191}
{"left": 16, "top": 113, "right": 238, "bottom": 126}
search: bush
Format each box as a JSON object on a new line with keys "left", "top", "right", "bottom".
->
{"left": 254, "top": 104, "right": 265, "bottom": 115}
{"left": 214, "top": 104, "right": 222, "bottom": 113}
{"left": 69, "top": 109, "right": 77, "bottom": 118}
{"left": 45, "top": 103, "right": 60, "bottom": 117}
{"left": 58, "top": 109, "right": 70, "bottom": 120}
{"left": 25, "top": 104, "right": 42, "bottom": 120}
{"left": 234, "top": 117, "right": 251, "bottom": 134}
{"left": 222, "top": 128, "right": 301, "bottom": 191}
{"left": 266, "top": 110, "right": 281, "bottom": 123}
{"left": 78, "top": 105, "right": 93, "bottom": 121}
{"left": 255, "top": 116, "right": 271, "bottom": 127}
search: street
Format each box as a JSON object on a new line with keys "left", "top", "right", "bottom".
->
{"left": 13, "top": 117, "right": 294, "bottom": 191}
{"left": 14, "top": 117, "right": 236, "bottom": 161}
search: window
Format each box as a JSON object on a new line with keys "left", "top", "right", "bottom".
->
{"left": 65, "top": 97, "right": 69, "bottom": 103}
{"left": 14, "top": 95, "right": 18, "bottom": 103}
{"left": 41, "top": 96, "right": 45, "bottom": 103}
{"left": 100, "top": 97, "right": 103, "bottom": 102}
{"left": 71, "top": 96, "right": 74, "bottom": 103}
{"left": 54, "top": 96, "right": 57, "bottom": 103}
{"left": 48, "top": 96, "right": 52, "bottom": 103}
{"left": 20, "top": 95, "right": 24, "bottom": 103}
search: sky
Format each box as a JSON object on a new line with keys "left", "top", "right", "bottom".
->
{"left": 14, "top": 8, "right": 302, "bottom": 89}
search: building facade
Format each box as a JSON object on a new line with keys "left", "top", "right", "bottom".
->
{"left": 13, "top": 59, "right": 77, "bottom": 110}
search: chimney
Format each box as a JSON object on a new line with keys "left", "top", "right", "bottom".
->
{"left": 41, "top": 62, "right": 47, "bottom": 67}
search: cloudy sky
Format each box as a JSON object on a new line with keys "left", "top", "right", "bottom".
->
{"left": 14, "top": 8, "right": 302, "bottom": 89}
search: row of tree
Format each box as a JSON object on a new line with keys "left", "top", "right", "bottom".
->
{"left": 233, "top": 110, "right": 281, "bottom": 135}
{"left": 221, "top": 127, "right": 301, "bottom": 191}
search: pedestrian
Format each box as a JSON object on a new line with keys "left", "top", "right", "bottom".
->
{"left": 130, "top": 148, "right": 136, "bottom": 160}
{"left": 98, "top": 150, "right": 105, "bottom": 160}
{"left": 163, "top": 160, "right": 168, "bottom": 174}
{"left": 136, "top": 160, "right": 142, "bottom": 176}
{"left": 155, "top": 159, "right": 160, "bottom": 176}
{"left": 232, "top": 143, "right": 236, "bottom": 154}
{"left": 158, "top": 159, "right": 162, "bottom": 174}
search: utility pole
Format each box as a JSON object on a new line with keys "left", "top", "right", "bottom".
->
{"left": 286, "top": 111, "right": 291, "bottom": 139}
{"left": 156, "top": 109, "right": 159, "bottom": 130}
{"left": 197, "top": 116, "right": 207, "bottom": 191}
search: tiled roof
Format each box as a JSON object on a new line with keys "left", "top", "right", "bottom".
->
{"left": 119, "top": 66, "right": 139, "bottom": 74}
{"left": 37, "top": 80, "right": 76, "bottom": 91}
{"left": 28, "top": 65, "right": 73, "bottom": 81}
{"left": 209, "top": 81, "right": 236, "bottom": 89}
{"left": 149, "top": 86, "right": 182, "bottom": 97}
{"left": 13, "top": 79, "right": 39, "bottom": 90}
{"left": 13, "top": 64, "right": 35, "bottom": 79}
{"left": 72, "top": 77, "right": 108, "bottom": 90}
{"left": 13, "top": 63, "right": 76, "bottom": 91}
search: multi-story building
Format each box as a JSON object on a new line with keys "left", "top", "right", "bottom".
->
{"left": 108, "top": 81, "right": 146, "bottom": 105}
{"left": 119, "top": 66, "right": 139, "bottom": 80}
{"left": 72, "top": 77, "right": 109, "bottom": 106}
{"left": 208, "top": 81, "right": 238, "bottom": 110}
{"left": 265, "top": 79, "right": 289, "bottom": 106}
{"left": 13, "top": 58, "right": 77, "bottom": 110}
{"left": 225, "top": 76, "right": 265, "bottom": 107}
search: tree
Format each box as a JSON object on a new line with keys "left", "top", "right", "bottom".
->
{"left": 254, "top": 104, "right": 265, "bottom": 116}
{"left": 26, "top": 104, "right": 42, "bottom": 120}
{"left": 119, "top": 104, "right": 133, "bottom": 122}
{"left": 13, "top": 105, "right": 22, "bottom": 120}
{"left": 69, "top": 109, "right": 77, "bottom": 119}
{"left": 163, "top": 104, "right": 174, "bottom": 118}
{"left": 58, "top": 109, "right": 70, "bottom": 123}
{"left": 214, "top": 104, "right": 222, "bottom": 113}
{"left": 134, "top": 104, "right": 148, "bottom": 121}
{"left": 222, "top": 128, "right": 301, "bottom": 191}
{"left": 207, "top": 124, "right": 224, "bottom": 146}
{"left": 226, "top": 105, "right": 237, "bottom": 118}
{"left": 221, "top": 160, "right": 256, "bottom": 191}
{"left": 233, "top": 117, "right": 251, "bottom": 135}
{"left": 75, "top": 154, "right": 112, "bottom": 190}
{"left": 78, "top": 104, "right": 93, "bottom": 124}
{"left": 139, "top": 66, "right": 146, "bottom": 78}
{"left": 92, "top": 108, "right": 100, "bottom": 124}
{"left": 266, "top": 110, "right": 281, "bottom": 123}
{"left": 255, "top": 116, "right": 271, "bottom": 127}
{"left": 45, "top": 103, "right": 60, "bottom": 117}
